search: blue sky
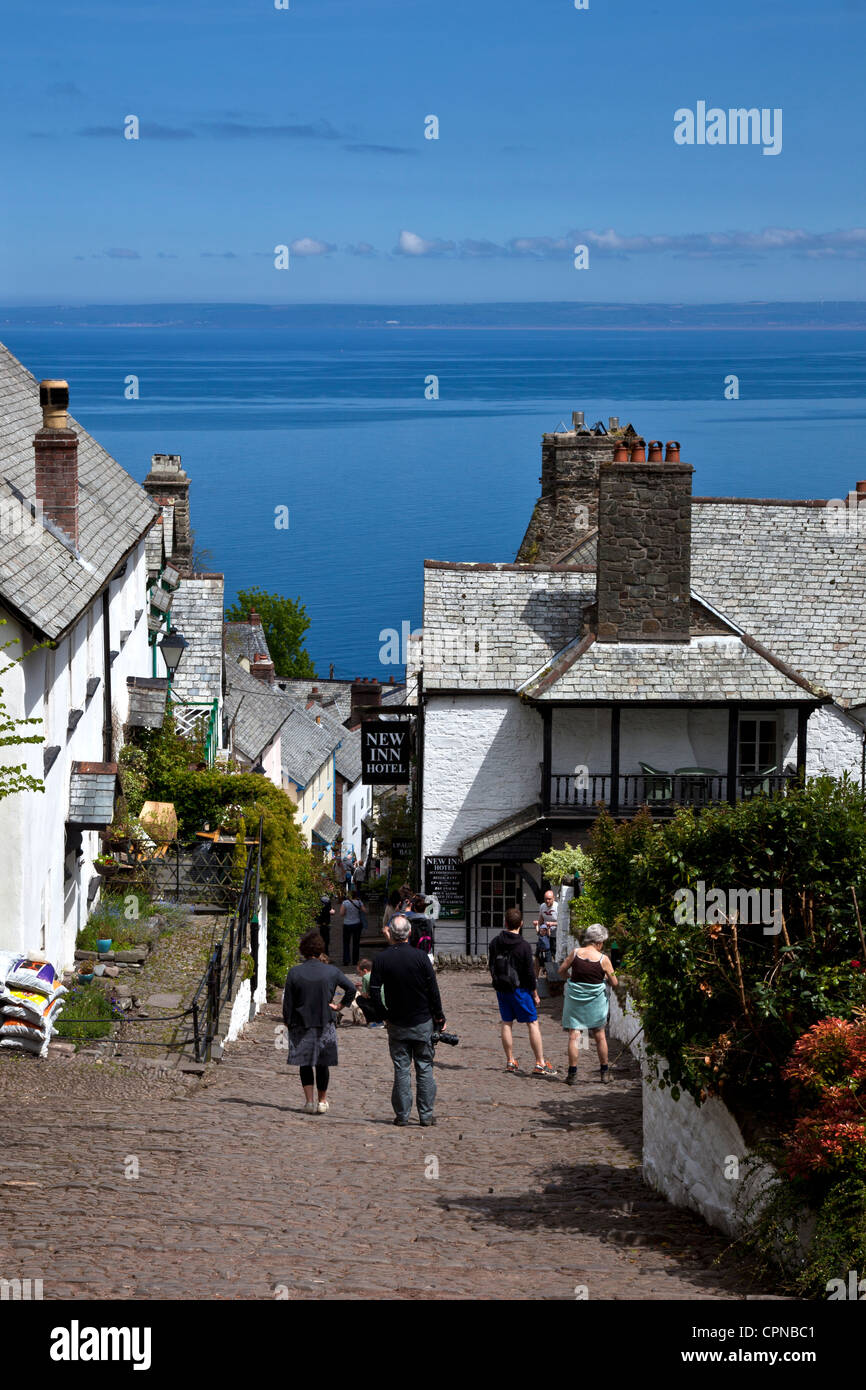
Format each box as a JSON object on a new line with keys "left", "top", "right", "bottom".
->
{"left": 3, "top": 0, "right": 865, "bottom": 303}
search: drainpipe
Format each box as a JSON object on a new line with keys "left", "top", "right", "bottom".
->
{"left": 102, "top": 589, "right": 112, "bottom": 762}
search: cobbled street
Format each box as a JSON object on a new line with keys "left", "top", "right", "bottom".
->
{"left": 0, "top": 970, "right": 777, "bottom": 1301}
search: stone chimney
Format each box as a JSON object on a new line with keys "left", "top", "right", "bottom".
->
{"left": 250, "top": 654, "right": 275, "bottom": 685}
{"left": 143, "top": 453, "right": 192, "bottom": 574}
{"left": 516, "top": 413, "right": 638, "bottom": 562}
{"left": 349, "top": 676, "right": 382, "bottom": 729}
{"left": 596, "top": 441, "right": 693, "bottom": 643}
{"left": 34, "top": 381, "right": 79, "bottom": 548}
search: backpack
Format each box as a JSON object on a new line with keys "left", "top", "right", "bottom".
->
{"left": 490, "top": 939, "right": 520, "bottom": 994}
{"left": 411, "top": 918, "right": 433, "bottom": 954}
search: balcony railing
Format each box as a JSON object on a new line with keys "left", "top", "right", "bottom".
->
{"left": 173, "top": 698, "right": 219, "bottom": 767}
{"left": 549, "top": 771, "right": 796, "bottom": 814}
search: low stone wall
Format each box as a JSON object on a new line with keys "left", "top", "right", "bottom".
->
{"left": 225, "top": 896, "right": 268, "bottom": 1046}
{"left": 609, "top": 988, "right": 775, "bottom": 1238}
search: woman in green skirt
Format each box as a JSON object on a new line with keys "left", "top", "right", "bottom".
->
{"left": 558, "top": 923, "right": 618, "bottom": 1085}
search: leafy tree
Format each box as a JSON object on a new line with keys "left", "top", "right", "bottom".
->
{"left": 225, "top": 587, "right": 316, "bottom": 678}
{"left": 0, "top": 619, "right": 44, "bottom": 802}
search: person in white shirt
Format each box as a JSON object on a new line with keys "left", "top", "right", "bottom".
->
{"left": 533, "top": 890, "right": 558, "bottom": 966}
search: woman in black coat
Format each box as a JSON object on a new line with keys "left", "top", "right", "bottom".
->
{"left": 282, "top": 930, "right": 356, "bottom": 1114}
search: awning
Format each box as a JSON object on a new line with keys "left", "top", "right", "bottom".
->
{"left": 313, "top": 812, "right": 341, "bottom": 845}
{"left": 126, "top": 676, "right": 169, "bottom": 729}
{"left": 68, "top": 762, "right": 120, "bottom": 829}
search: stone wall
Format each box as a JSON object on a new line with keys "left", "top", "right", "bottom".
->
{"left": 597, "top": 460, "right": 693, "bottom": 642}
{"left": 516, "top": 431, "right": 616, "bottom": 561}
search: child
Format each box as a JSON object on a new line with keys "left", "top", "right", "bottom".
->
{"left": 352, "top": 957, "right": 383, "bottom": 1027}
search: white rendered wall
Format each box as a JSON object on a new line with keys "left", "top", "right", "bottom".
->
{"left": 343, "top": 779, "right": 370, "bottom": 857}
{"left": 550, "top": 707, "right": 611, "bottom": 772}
{"left": 619, "top": 707, "right": 728, "bottom": 775}
{"left": 608, "top": 990, "right": 774, "bottom": 1237}
{"left": 422, "top": 694, "right": 541, "bottom": 858}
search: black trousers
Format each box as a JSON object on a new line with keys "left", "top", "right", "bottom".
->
{"left": 342, "top": 923, "right": 363, "bottom": 965}
{"left": 299, "top": 1064, "right": 330, "bottom": 1091}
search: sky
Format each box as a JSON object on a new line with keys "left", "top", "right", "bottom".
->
{"left": 3, "top": 0, "right": 865, "bottom": 303}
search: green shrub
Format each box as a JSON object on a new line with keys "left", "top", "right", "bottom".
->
{"left": 55, "top": 984, "right": 122, "bottom": 1046}
{"left": 76, "top": 892, "right": 160, "bottom": 951}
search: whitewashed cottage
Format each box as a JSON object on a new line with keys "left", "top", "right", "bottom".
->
{"left": 418, "top": 417, "right": 866, "bottom": 955}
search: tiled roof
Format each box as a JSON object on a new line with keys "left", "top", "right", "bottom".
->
{"left": 0, "top": 342, "right": 157, "bottom": 639}
{"left": 68, "top": 762, "right": 119, "bottom": 827}
{"left": 461, "top": 804, "right": 541, "bottom": 861}
{"left": 225, "top": 685, "right": 291, "bottom": 763}
{"left": 422, "top": 562, "right": 595, "bottom": 690}
{"left": 551, "top": 502, "right": 866, "bottom": 706}
{"left": 126, "top": 676, "right": 169, "bottom": 729}
{"left": 224, "top": 663, "right": 339, "bottom": 782}
{"left": 311, "top": 706, "right": 362, "bottom": 783}
{"left": 520, "top": 634, "right": 824, "bottom": 703}
{"left": 167, "top": 575, "right": 224, "bottom": 706}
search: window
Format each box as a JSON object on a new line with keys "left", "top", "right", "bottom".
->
{"left": 478, "top": 864, "right": 521, "bottom": 932}
{"left": 738, "top": 714, "right": 779, "bottom": 776}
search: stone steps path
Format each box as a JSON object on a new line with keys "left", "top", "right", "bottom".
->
{"left": 0, "top": 971, "right": 776, "bottom": 1300}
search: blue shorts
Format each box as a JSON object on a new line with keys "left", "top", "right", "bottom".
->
{"left": 497, "top": 987, "right": 538, "bottom": 1023}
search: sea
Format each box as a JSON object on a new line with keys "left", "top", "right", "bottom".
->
{"left": 2, "top": 313, "right": 864, "bottom": 677}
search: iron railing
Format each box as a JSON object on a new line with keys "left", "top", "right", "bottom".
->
{"left": 189, "top": 818, "right": 263, "bottom": 1062}
{"left": 549, "top": 771, "right": 796, "bottom": 814}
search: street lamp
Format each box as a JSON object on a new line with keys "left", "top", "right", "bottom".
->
{"left": 158, "top": 630, "right": 189, "bottom": 683}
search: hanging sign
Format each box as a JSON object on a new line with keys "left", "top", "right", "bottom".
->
{"left": 361, "top": 720, "right": 412, "bottom": 785}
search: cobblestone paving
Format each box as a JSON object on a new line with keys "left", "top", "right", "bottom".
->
{"left": 0, "top": 971, "right": 779, "bottom": 1300}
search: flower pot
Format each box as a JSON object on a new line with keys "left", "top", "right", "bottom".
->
{"left": 96, "top": 938, "right": 112, "bottom": 954}
{"left": 78, "top": 972, "right": 94, "bottom": 984}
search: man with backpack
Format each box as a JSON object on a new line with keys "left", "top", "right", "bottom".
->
{"left": 489, "top": 907, "right": 558, "bottom": 1078}
{"left": 405, "top": 895, "right": 435, "bottom": 959}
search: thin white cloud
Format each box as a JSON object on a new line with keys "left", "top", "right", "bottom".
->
{"left": 290, "top": 237, "right": 336, "bottom": 256}
{"left": 394, "top": 229, "right": 456, "bottom": 257}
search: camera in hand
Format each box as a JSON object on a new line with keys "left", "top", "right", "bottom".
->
{"left": 431, "top": 1028, "right": 459, "bottom": 1047}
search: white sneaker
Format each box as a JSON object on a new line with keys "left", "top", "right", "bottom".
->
{"left": 317, "top": 1099, "right": 330, "bottom": 1114}
{"left": 303, "top": 1100, "right": 317, "bottom": 1114}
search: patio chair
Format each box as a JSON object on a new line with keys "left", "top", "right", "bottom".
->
{"left": 638, "top": 761, "right": 673, "bottom": 801}
{"left": 740, "top": 765, "right": 779, "bottom": 799}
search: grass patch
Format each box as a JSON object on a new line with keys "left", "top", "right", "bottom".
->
{"left": 76, "top": 891, "right": 175, "bottom": 952}
{"left": 55, "top": 984, "right": 124, "bottom": 1047}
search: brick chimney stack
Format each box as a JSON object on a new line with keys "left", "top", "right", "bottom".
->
{"left": 34, "top": 380, "right": 79, "bottom": 548}
{"left": 143, "top": 453, "right": 193, "bottom": 574}
{"left": 250, "top": 654, "right": 275, "bottom": 685}
{"left": 349, "top": 676, "right": 382, "bottom": 729}
{"left": 596, "top": 440, "right": 693, "bottom": 643}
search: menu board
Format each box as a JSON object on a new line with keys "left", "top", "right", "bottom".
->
{"left": 424, "top": 855, "right": 464, "bottom": 921}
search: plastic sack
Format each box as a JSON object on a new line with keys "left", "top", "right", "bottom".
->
{"left": 0, "top": 1018, "right": 51, "bottom": 1056}
{"left": 5, "top": 958, "right": 62, "bottom": 997}
{"left": 1, "top": 986, "right": 66, "bottom": 1025}
{"left": 0, "top": 952, "right": 18, "bottom": 991}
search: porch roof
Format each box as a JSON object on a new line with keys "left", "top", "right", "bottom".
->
{"left": 460, "top": 803, "right": 541, "bottom": 861}
{"left": 519, "top": 633, "right": 827, "bottom": 703}
{"left": 313, "top": 811, "right": 341, "bottom": 844}
{"left": 68, "top": 762, "right": 119, "bottom": 828}
{"left": 126, "top": 675, "right": 168, "bottom": 729}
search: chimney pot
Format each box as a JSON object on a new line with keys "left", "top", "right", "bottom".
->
{"left": 856, "top": 481, "right": 866, "bottom": 496}
{"left": 665, "top": 441, "right": 681, "bottom": 462}
{"left": 608, "top": 416, "right": 619, "bottom": 431}
{"left": 613, "top": 444, "right": 629, "bottom": 462}
{"left": 572, "top": 411, "right": 585, "bottom": 429}
{"left": 39, "top": 379, "right": 69, "bottom": 429}
{"left": 648, "top": 440, "right": 663, "bottom": 462}
{"left": 629, "top": 438, "right": 646, "bottom": 463}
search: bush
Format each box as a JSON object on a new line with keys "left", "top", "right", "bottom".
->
{"left": 55, "top": 984, "right": 123, "bottom": 1046}
{"left": 587, "top": 778, "right": 866, "bottom": 1110}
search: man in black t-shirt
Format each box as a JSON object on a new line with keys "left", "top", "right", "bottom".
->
{"left": 488, "top": 907, "right": 557, "bottom": 1079}
{"left": 369, "top": 916, "right": 446, "bottom": 1126}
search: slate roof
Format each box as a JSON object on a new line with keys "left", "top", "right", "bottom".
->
{"left": 519, "top": 634, "right": 824, "bottom": 703}
{"left": 553, "top": 500, "right": 866, "bottom": 707}
{"left": 224, "top": 620, "right": 272, "bottom": 667}
{"left": 279, "top": 706, "right": 337, "bottom": 788}
{"left": 167, "top": 575, "right": 224, "bottom": 706}
{"left": 126, "top": 676, "right": 169, "bottom": 729}
{"left": 0, "top": 341, "right": 157, "bottom": 640}
{"left": 68, "top": 762, "right": 119, "bottom": 827}
{"left": 461, "top": 805, "right": 541, "bottom": 861}
{"left": 145, "top": 505, "right": 174, "bottom": 577}
{"left": 313, "top": 811, "right": 341, "bottom": 844}
{"left": 422, "top": 562, "right": 595, "bottom": 690}
{"left": 309, "top": 706, "right": 362, "bottom": 784}
{"left": 224, "top": 663, "right": 291, "bottom": 762}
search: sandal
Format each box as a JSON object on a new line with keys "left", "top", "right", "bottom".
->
{"left": 506, "top": 1060, "right": 520, "bottom": 1074}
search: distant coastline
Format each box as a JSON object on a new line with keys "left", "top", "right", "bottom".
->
{"left": 1, "top": 302, "right": 865, "bottom": 332}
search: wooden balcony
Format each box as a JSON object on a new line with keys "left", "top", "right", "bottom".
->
{"left": 548, "top": 770, "right": 797, "bottom": 817}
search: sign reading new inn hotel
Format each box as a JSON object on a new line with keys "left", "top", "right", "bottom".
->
{"left": 361, "top": 720, "right": 412, "bottom": 785}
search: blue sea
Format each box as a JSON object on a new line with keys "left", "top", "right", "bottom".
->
{"left": 3, "top": 319, "right": 864, "bottom": 676}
